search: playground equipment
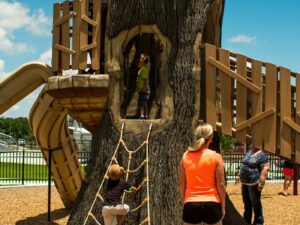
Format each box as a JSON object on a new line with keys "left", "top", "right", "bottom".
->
{"left": 83, "top": 122, "right": 152, "bottom": 225}
{"left": 203, "top": 43, "right": 300, "bottom": 164}
{"left": 0, "top": 1, "right": 299, "bottom": 222}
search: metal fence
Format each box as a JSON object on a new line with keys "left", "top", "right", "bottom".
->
{"left": 223, "top": 153, "right": 284, "bottom": 181}
{"left": 0, "top": 150, "right": 296, "bottom": 185}
{"left": 0, "top": 148, "right": 90, "bottom": 185}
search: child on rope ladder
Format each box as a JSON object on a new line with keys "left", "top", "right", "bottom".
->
{"left": 102, "top": 164, "right": 137, "bottom": 225}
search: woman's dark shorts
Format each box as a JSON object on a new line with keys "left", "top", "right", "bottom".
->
{"left": 138, "top": 92, "right": 149, "bottom": 107}
{"left": 182, "top": 202, "right": 222, "bottom": 224}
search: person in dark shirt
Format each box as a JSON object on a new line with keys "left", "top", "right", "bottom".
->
{"left": 102, "top": 164, "right": 137, "bottom": 225}
{"left": 235, "top": 146, "right": 270, "bottom": 225}
{"left": 282, "top": 159, "right": 294, "bottom": 196}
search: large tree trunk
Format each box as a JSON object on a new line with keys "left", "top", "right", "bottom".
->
{"left": 68, "top": 0, "right": 248, "bottom": 224}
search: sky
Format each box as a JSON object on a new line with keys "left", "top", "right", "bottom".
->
{"left": 0, "top": 0, "right": 300, "bottom": 118}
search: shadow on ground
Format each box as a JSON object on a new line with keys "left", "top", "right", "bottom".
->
{"left": 16, "top": 208, "right": 69, "bottom": 225}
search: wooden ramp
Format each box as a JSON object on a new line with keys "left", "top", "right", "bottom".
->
{"left": 203, "top": 43, "right": 300, "bottom": 164}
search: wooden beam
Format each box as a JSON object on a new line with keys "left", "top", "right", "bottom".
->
{"left": 52, "top": 3, "right": 60, "bottom": 71}
{"left": 235, "top": 54, "right": 248, "bottom": 143}
{"left": 236, "top": 107, "right": 275, "bottom": 131}
{"left": 207, "top": 57, "right": 261, "bottom": 93}
{"left": 283, "top": 117, "right": 300, "bottom": 134}
{"left": 263, "top": 63, "right": 277, "bottom": 153}
{"left": 251, "top": 59, "right": 263, "bottom": 149}
{"left": 219, "top": 48, "right": 232, "bottom": 136}
{"left": 55, "top": 44, "right": 76, "bottom": 54}
{"left": 72, "top": 0, "right": 80, "bottom": 69}
{"left": 205, "top": 43, "right": 217, "bottom": 130}
{"left": 280, "top": 67, "right": 292, "bottom": 159}
{"left": 81, "top": 15, "right": 97, "bottom": 26}
{"left": 80, "top": 42, "right": 97, "bottom": 52}
{"left": 54, "top": 13, "right": 76, "bottom": 26}
{"left": 216, "top": 122, "right": 253, "bottom": 140}
{"left": 296, "top": 74, "right": 300, "bottom": 164}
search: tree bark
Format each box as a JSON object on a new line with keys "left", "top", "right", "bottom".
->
{"left": 68, "top": 0, "right": 249, "bottom": 224}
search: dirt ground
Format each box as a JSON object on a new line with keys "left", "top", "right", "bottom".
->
{"left": 0, "top": 182, "right": 299, "bottom": 225}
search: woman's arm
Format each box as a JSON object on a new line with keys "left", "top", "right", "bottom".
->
{"left": 179, "top": 159, "right": 186, "bottom": 202}
{"left": 258, "top": 162, "right": 270, "bottom": 191}
{"left": 216, "top": 154, "right": 226, "bottom": 217}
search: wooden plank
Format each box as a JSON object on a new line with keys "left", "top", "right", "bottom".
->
{"left": 61, "top": 1, "right": 70, "bottom": 70}
{"left": 82, "top": 15, "right": 97, "bottom": 26}
{"left": 207, "top": 57, "right": 261, "bottom": 93}
{"left": 263, "top": 63, "right": 277, "bottom": 153}
{"left": 72, "top": 0, "right": 80, "bottom": 70}
{"left": 219, "top": 49, "right": 232, "bottom": 136}
{"left": 79, "top": 0, "right": 88, "bottom": 70}
{"left": 54, "top": 13, "right": 76, "bottom": 26}
{"left": 55, "top": 44, "right": 75, "bottom": 54}
{"left": 296, "top": 74, "right": 300, "bottom": 164}
{"left": 80, "top": 42, "right": 97, "bottom": 52}
{"left": 251, "top": 60, "right": 263, "bottom": 148}
{"left": 205, "top": 43, "right": 217, "bottom": 130}
{"left": 92, "top": 0, "right": 101, "bottom": 70}
{"left": 52, "top": 3, "right": 61, "bottom": 72}
{"left": 236, "top": 54, "right": 248, "bottom": 143}
{"left": 280, "top": 67, "right": 292, "bottom": 159}
{"left": 283, "top": 117, "right": 300, "bottom": 134}
{"left": 236, "top": 107, "right": 275, "bottom": 131}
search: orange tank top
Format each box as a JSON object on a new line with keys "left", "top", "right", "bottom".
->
{"left": 182, "top": 148, "right": 221, "bottom": 204}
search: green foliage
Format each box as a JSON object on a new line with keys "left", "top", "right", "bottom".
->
{"left": 0, "top": 117, "right": 34, "bottom": 141}
{"left": 220, "top": 133, "right": 235, "bottom": 155}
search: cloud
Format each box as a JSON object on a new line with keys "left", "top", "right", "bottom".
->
{"left": 0, "top": 28, "right": 30, "bottom": 53}
{"left": 0, "top": 59, "right": 7, "bottom": 79}
{"left": 26, "top": 9, "right": 52, "bottom": 36}
{"left": 38, "top": 48, "right": 52, "bottom": 65}
{"left": 229, "top": 35, "right": 256, "bottom": 44}
{"left": 0, "top": 1, "right": 51, "bottom": 54}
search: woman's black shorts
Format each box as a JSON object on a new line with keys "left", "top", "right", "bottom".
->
{"left": 182, "top": 202, "right": 222, "bottom": 224}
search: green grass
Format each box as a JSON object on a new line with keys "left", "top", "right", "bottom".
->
{"left": 0, "top": 162, "right": 48, "bottom": 179}
{"left": 0, "top": 162, "right": 86, "bottom": 180}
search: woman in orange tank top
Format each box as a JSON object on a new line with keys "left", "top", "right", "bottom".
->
{"left": 179, "top": 123, "right": 226, "bottom": 225}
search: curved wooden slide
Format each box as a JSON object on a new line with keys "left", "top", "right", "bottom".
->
{"left": 0, "top": 62, "right": 83, "bottom": 209}
{"left": 29, "top": 90, "right": 83, "bottom": 209}
{"left": 0, "top": 62, "right": 51, "bottom": 114}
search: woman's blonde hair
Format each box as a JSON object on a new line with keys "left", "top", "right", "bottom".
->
{"left": 188, "top": 123, "right": 213, "bottom": 151}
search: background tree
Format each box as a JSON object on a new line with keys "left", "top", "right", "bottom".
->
{"left": 0, "top": 117, "right": 34, "bottom": 141}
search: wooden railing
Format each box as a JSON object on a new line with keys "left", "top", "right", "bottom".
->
{"left": 203, "top": 43, "right": 300, "bottom": 164}
{"left": 52, "top": 0, "right": 102, "bottom": 74}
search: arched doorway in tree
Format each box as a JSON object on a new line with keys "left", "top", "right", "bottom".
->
{"left": 121, "top": 33, "right": 162, "bottom": 119}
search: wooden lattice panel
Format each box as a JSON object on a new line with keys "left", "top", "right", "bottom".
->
{"left": 52, "top": 0, "right": 102, "bottom": 73}
{"left": 204, "top": 43, "right": 300, "bottom": 164}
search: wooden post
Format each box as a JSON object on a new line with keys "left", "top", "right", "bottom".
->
{"left": 293, "top": 164, "right": 298, "bottom": 195}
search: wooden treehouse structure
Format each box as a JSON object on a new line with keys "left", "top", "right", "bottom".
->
{"left": 1, "top": 0, "right": 299, "bottom": 224}
{"left": 37, "top": 0, "right": 300, "bottom": 211}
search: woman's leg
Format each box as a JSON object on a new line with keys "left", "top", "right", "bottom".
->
{"left": 241, "top": 184, "right": 252, "bottom": 224}
{"left": 248, "top": 185, "right": 263, "bottom": 225}
{"left": 284, "top": 175, "right": 293, "bottom": 194}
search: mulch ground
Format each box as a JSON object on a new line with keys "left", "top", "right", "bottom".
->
{"left": 0, "top": 182, "right": 299, "bottom": 225}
